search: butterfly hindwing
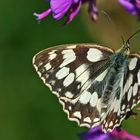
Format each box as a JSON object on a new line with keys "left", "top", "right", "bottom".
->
{"left": 102, "top": 53, "right": 140, "bottom": 132}
{"left": 121, "top": 53, "right": 140, "bottom": 113}
{"left": 59, "top": 92, "right": 101, "bottom": 128}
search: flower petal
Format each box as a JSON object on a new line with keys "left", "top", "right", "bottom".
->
{"left": 119, "top": 0, "right": 137, "bottom": 15}
{"left": 33, "top": 9, "right": 52, "bottom": 21}
{"left": 80, "top": 126, "right": 110, "bottom": 140}
{"left": 80, "top": 126, "right": 140, "bottom": 140}
{"left": 66, "top": 1, "right": 82, "bottom": 24}
{"left": 111, "top": 129, "right": 140, "bottom": 140}
{"left": 50, "top": 0, "right": 74, "bottom": 20}
{"left": 88, "top": 0, "right": 98, "bottom": 21}
{"left": 136, "top": 0, "right": 140, "bottom": 8}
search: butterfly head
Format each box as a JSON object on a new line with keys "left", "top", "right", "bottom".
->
{"left": 121, "top": 41, "right": 130, "bottom": 55}
{"left": 119, "top": 28, "right": 140, "bottom": 55}
{"left": 117, "top": 41, "right": 130, "bottom": 56}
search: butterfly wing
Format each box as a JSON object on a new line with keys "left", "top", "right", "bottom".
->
{"left": 121, "top": 53, "right": 140, "bottom": 112}
{"left": 102, "top": 53, "right": 140, "bottom": 132}
{"left": 33, "top": 44, "right": 114, "bottom": 99}
{"left": 33, "top": 44, "right": 114, "bottom": 128}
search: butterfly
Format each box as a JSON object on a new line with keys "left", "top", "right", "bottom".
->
{"left": 33, "top": 33, "right": 140, "bottom": 133}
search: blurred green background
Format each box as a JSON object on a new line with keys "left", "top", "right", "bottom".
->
{"left": 0, "top": 0, "right": 140, "bottom": 140}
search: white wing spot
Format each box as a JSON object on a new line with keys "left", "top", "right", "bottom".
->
{"left": 93, "top": 118, "right": 100, "bottom": 122}
{"left": 48, "top": 50, "right": 56, "bottom": 55}
{"left": 76, "top": 70, "right": 90, "bottom": 86}
{"left": 95, "top": 69, "right": 108, "bottom": 82}
{"left": 90, "top": 92, "right": 98, "bottom": 107}
{"left": 62, "top": 50, "right": 75, "bottom": 59}
{"left": 96, "top": 98, "right": 102, "bottom": 113}
{"left": 75, "top": 64, "right": 88, "bottom": 78}
{"left": 44, "top": 73, "right": 49, "bottom": 79}
{"left": 60, "top": 56, "right": 76, "bottom": 68}
{"left": 71, "top": 96, "right": 80, "bottom": 104}
{"left": 62, "top": 49, "right": 74, "bottom": 54}
{"left": 109, "top": 121, "right": 113, "bottom": 127}
{"left": 92, "top": 122, "right": 101, "bottom": 128}
{"left": 37, "top": 61, "right": 43, "bottom": 67}
{"left": 56, "top": 67, "right": 70, "bottom": 79}
{"left": 79, "top": 91, "right": 91, "bottom": 104}
{"left": 129, "top": 57, "right": 137, "bottom": 71}
{"left": 101, "top": 113, "right": 105, "bottom": 117}
{"left": 87, "top": 48, "right": 103, "bottom": 62}
{"left": 49, "top": 53, "right": 57, "bottom": 60}
{"left": 44, "top": 63, "right": 52, "bottom": 70}
{"left": 58, "top": 88, "right": 61, "bottom": 92}
{"left": 127, "top": 86, "right": 133, "bottom": 101}
{"left": 133, "top": 83, "right": 138, "bottom": 96}
{"left": 65, "top": 91, "right": 74, "bottom": 98}
{"left": 50, "top": 80, "right": 55, "bottom": 85}
{"left": 105, "top": 122, "right": 108, "bottom": 128}
{"left": 121, "top": 104, "right": 126, "bottom": 110}
{"left": 68, "top": 106, "right": 72, "bottom": 110}
{"left": 73, "top": 111, "right": 81, "bottom": 119}
{"left": 124, "top": 74, "right": 133, "bottom": 93}
{"left": 113, "top": 99, "right": 120, "bottom": 112}
{"left": 77, "top": 85, "right": 81, "bottom": 90}
{"left": 84, "top": 117, "right": 91, "bottom": 123}
{"left": 66, "top": 45, "right": 76, "bottom": 49}
{"left": 63, "top": 73, "right": 75, "bottom": 87}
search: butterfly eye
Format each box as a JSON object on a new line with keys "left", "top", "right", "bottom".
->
{"left": 123, "top": 42, "right": 130, "bottom": 51}
{"left": 126, "top": 44, "right": 130, "bottom": 51}
{"left": 127, "top": 44, "right": 130, "bottom": 52}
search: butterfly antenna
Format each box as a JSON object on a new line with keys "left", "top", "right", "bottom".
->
{"left": 101, "top": 10, "right": 113, "bottom": 24}
{"left": 101, "top": 10, "right": 122, "bottom": 44}
{"left": 126, "top": 28, "right": 140, "bottom": 43}
{"left": 121, "top": 35, "right": 125, "bottom": 44}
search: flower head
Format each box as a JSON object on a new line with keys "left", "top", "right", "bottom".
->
{"left": 34, "top": 0, "right": 98, "bottom": 24}
{"left": 80, "top": 126, "right": 140, "bottom": 140}
{"left": 119, "top": 0, "right": 140, "bottom": 18}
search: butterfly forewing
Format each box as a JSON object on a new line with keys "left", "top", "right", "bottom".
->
{"left": 33, "top": 44, "right": 114, "bottom": 98}
{"left": 33, "top": 44, "right": 115, "bottom": 129}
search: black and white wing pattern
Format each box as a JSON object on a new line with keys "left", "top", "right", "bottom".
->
{"left": 121, "top": 53, "right": 140, "bottom": 113}
{"left": 102, "top": 53, "right": 140, "bottom": 132}
{"left": 33, "top": 43, "right": 140, "bottom": 132}
{"left": 33, "top": 44, "right": 114, "bottom": 130}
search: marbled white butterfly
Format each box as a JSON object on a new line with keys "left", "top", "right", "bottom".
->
{"left": 33, "top": 34, "right": 140, "bottom": 133}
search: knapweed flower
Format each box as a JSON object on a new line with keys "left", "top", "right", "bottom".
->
{"left": 34, "top": 0, "right": 98, "bottom": 24}
{"left": 80, "top": 126, "right": 140, "bottom": 140}
{"left": 119, "top": 0, "right": 140, "bottom": 18}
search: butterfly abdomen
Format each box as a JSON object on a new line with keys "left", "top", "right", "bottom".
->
{"left": 101, "top": 53, "right": 128, "bottom": 105}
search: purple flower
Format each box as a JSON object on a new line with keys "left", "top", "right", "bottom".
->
{"left": 80, "top": 126, "right": 140, "bottom": 140}
{"left": 119, "top": 0, "right": 140, "bottom": 17}
{"left": 34, "top": 0, "right": 98, "bottom": 24}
